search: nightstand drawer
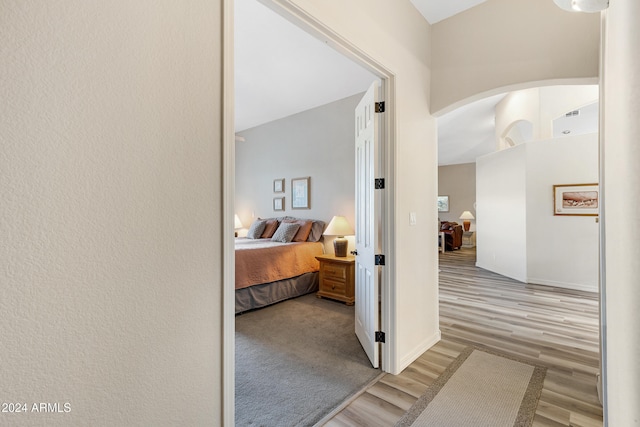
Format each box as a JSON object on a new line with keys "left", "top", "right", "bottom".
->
{"left": 323, "top": 264, "right": 347, "bottom": 281}
{"left": 320, "top": 278, "right": 346, "bottom": 295}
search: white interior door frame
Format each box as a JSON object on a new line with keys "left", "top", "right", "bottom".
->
{"left": 222, "top": 0, "right": 397, "bottom": 425}
{"left": 222, "top": 0, "right": 235, "bottom": 426}
{"left": 255, "top": 0, "right": 397, "bottom": 372}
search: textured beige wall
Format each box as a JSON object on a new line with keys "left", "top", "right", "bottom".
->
{"left": 0, "top": 1, "right": 223, "bottom": 425}
{"left": 431, "top": 0, "right": 600, "bottom": 114}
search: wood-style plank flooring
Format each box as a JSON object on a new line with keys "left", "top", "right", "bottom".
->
{"left": 323, "top": 247, "right": 602, "bottom": 427}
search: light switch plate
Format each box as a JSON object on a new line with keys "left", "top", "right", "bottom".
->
{"left": 410, "top": 212, "right": 417, "bottom": 226}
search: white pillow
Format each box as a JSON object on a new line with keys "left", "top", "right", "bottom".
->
{"left": 246, "top": 220, "right": 267, "bottom": 239}
{"left": 271, "top": 222, "right": 301, "bottom": 243}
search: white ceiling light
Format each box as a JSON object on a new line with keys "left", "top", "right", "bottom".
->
{"left": 554, "top": 0, "right": 609, "bottom": 12}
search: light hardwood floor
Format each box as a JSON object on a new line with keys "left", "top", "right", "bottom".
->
{"left": 323, "top": 247, "right": 602, "bottom": 427}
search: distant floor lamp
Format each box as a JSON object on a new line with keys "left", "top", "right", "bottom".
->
{"left": 324, "top": 216, "right": 355, "bottom": 257}
{"left": 234, "top": 214, "right": 243, "bottom": 237}
{"left": 459, "top": 211, "right": 475, "bottom": 232}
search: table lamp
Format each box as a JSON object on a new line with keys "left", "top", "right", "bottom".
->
{"left": 234, "top": 214, "right": 243, "bottom": 237}
{"left": 459, "top": 211, "right": 475, "bottom": 232}
{"left": 323, "top": 216, "right": 354, "bottom": 257}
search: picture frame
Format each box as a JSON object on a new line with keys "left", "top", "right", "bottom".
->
{"left": 437, "top": 195, "right": 450, "bottom": 213}
{"left": 553, "top": 183, "right": 599, "bottom": 216}
{"left": 291, "top": 177, "right": 310, "bottom": 209}
{"left": 273, "top": 197, "right": 284, "bottom": 211}
{"left": 273, "top": 178, "right": 284, "bottom": 193}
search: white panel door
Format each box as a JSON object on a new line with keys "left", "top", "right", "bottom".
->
{"left": 354, "top": 82, "right": 381, "bottom": 368}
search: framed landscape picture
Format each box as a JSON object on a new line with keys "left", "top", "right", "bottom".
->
{"left": 553, "top": 183, "right": 599, "bottom": 216}
{"left": 437, "top": 195, "right": 449, "bottom": 213}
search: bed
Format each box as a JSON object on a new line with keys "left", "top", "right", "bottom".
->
{"left": 235, "top": 217, "right": 326, "bottom": 313}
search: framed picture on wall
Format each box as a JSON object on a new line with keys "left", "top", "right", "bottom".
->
{"left": 553, "top": 183, "right": 599, "bottom": 216}
{"left": 291, "top": 177, "right": 310, "bottom": 209}
{"left": 273, "top": 178, "right": 284, "bottom": 193}
{"left": 437, "top": 195, "right": 450, "bottom": 213}
{"left": 273, "top": 197, "right": 284, "bottom": 211}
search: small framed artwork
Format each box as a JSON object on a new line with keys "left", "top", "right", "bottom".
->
{"left": 291, "top": 177, "right": 310, "bottom": 209}
{"left": 273, "top": 178, "right": 284, "bottom": 193}
{"left": 553, "top": 183, "right": 599, "bottom": 216}
{"left": 437, "top": 195, "right": 449, "bottom": 213}
{"left": 273, "top": 197, "right": 284, "bottom": 211}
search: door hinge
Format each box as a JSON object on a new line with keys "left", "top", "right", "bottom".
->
{"left": 375, "top": 254, "right": 385, "bottom": 266}
{"left": 375, "top": 331, "right": 385, "bottom": 343}
{"left": 375, "top": 101, "right": 385, "bottom": 113}
{"left": 374, "top": 178, "right": 385, "bottom": 189}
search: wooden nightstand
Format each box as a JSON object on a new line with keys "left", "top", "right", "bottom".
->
{"left": 315, "top": 254, "right": 355, "bottom": 305}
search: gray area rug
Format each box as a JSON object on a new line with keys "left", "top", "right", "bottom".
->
{"left": 235, "top": 293, "right": 380, "bottom": 427}
{"left": 396, "top": 347, "right": 547, "bottom": 427}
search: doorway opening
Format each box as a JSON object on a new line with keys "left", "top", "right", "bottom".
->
{"left": 224, "top": 0, "right": 398, "bottom": 425}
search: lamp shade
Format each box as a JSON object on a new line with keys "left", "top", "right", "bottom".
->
{"left": 459, "top": 211, "right": 475, "bottom": 220}
{"left": 234, "top": 214, "right": 243, "bottom": 230}
{"left": 323, "top": 216, "right": 354, "bottom": 237}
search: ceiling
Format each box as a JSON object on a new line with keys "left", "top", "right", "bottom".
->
{"left": 234, "top": 0, "right": 377, "bottom": 132}
{"left": 235, "top": 1, "right": 596, "bottom": 166}
{"left": 235, "top": 1, "right": 484, "bottom": 134}
{"left": 437, "top": 93, "right": 506, "bottom": 165}
{"left": 409, "top": 0, "right": 487, "bottom": 24}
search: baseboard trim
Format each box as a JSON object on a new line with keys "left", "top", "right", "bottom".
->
{"left": 527, "top": 277, "right": 598, "bottom": 293}
{"left": 394, "top": 330, "right": 441, "bottom": 375}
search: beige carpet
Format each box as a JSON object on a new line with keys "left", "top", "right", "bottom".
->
{"left": 396, "top": 347, "right": 546, "bottom": 427}
{"left": 235, "top": 294, "right": 380, "bottom": 426}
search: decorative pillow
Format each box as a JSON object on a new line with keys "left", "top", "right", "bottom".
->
{"left": 278, "top": 217, "right": 325, "bottom": 242}
{"left": 246, "top": 219, "right": 267, "bottom": 239}
{"left": 283, "top": 219, "right": 313, "bottom": 242}
{"left": 307, "top": 220, "right": 325, "bottom": 242}
{"left": 260, "top": 219, "right": 279, "bottom": 238}
{"left": 271, "top": 222, "right": 301, "bottom": 243}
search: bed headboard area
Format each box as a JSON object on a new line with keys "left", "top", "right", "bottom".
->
{"left": 243, "top": 216, "right": 326, "bottom": 243}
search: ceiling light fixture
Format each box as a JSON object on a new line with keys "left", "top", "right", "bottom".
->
{"left": 554, "top": 0, "right": 609, "bottom": 12}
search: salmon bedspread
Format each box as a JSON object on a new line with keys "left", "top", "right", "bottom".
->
{"left": 235, "top": 238, "right": 324, "bottom": 290}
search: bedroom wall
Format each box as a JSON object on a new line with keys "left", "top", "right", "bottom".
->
{"left": 235, "top": 93, "right": 363, "bottom": 253}
{"left": 270, "top": 0, "right": 439, "bottom": 374}
{"left": 430, "top": 0, "right": 600, "bottom": 114}
{"left": 1, "top": 1, "right": 223, "bottom": 425}
{"left": 438, "top": 163, "right": 477, "bottom": 231}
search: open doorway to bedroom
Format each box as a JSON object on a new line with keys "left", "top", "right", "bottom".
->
{"left": 231, "top": 1, "right": 389, "bottom": 425}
